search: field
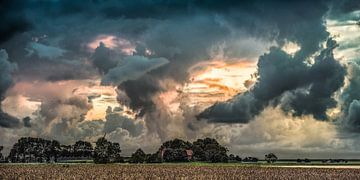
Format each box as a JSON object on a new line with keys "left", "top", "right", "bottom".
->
{"left": 1, "top": 164, "right": 360, "bottom": 179}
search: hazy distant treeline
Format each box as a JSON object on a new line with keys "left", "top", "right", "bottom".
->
{"left": 0, "top": 136, "right": 242, "bottom": 164}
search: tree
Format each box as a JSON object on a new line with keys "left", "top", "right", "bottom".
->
{"left": 229, "top": 154, "right": 241, "bottom": 162}
{"left": 265, "top": 153, "right": 278, "bottom": 163}
{"left": 235, "top": 155, "right": 242, "bottom": 162}
{"left": 110, "top": 142, "right": 123, "bottom": 163}
{"left": 60, "top": 145, "right": 73, "bottom": 157}
{"left": 243, "top": 157, "right": 258, "bottom": 162}
{"left": 145, "top": 153, "right": 161, "bottom": 163}
{"left": 44, "top": 140, "right": 61, "bottom": 162}
{"left": 130, "top": 148, "right": 146, "bottom": 163}
{"left": 160, "top": 138, "right": 192, "bottom": 150}
{"left": 192, "top": 138, "right": 228, "bottom": 163}
{"left": 8, "top": 137, "right": 60, "bottom": 163}
{"left": 158, "top": 138, "right": 193, "bottom": 162}
{"left": 229, "top": 154, "right": 235, "bottom": 160}
{"left": 163, "top": 149, "right": 188, "bottom": 162}
{"left": 93, "top": 137, "right": 122, "bottom": 164}
{"left": 73, "top": 141, "right": 93, "bottom": 158}
{"left": 0, "top": 146, "right": 3, "bottom": 161}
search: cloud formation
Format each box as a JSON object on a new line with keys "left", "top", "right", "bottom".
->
{"left": 199, "top": 39, "right": 346, "bottom": 122}
{"left": 0, "top": 49, "right": 20, "bottom": 128}
{"left": 0, "top": 0, "right": 359, "bottom": 158}
{"left": 101, "top": 56, "right": 169, "bottom": 86}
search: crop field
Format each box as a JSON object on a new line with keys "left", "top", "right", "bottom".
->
{"left": 1, "top": 164, "right": 360, "bottom": 179}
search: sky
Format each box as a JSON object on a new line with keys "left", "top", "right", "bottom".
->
{"left": 0, "top": 0, "right": 360, "bottom": 158}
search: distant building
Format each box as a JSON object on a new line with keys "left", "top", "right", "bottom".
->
{"left": 185, "top": 149, "right": 193, "bottom": 160}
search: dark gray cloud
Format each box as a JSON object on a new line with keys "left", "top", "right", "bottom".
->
{"left": 0, "top": 0, "right": 31, "bottom": 43}
{"left": 101, "top": 56, "right": 169, "bottom": 86}
{"left": 1, "top": 1, "right": 334, "bottom": 120}
{"left": 329, "top": 0, "right": 360, "bottom": 20}
{"left": 0, "top": 0, "right": 360, "bottom": 158}
{"left": 103, "top": 107, "right": 143, "bottom": 137}
{"left": 199, "top": 39, "right": 346, "bottom": 123}
{"left": 0, "top": 0, "right": 356, "bottom": 138}
{"left": 0, "top": 49, "right": 20, "bottom": 128}
{"left": 92, "top": 42, "right": 118, "bottom": 74}
{"left": 0, "top": 110, "right": 20, "bottom": 128}
{"left": 341, "top": 61, "right": 360, "bottom": 115}
{"left": 26, "top": 42, "right": 66, "bottom": 59}
{"left": 0, "top": 50, "right": 17, "bottom": 100}
{"left": 39, "top": 96, "right": 92, "bottom": 126}
{"left": 22, "top": 116, "right": 31, "bottom": 128}
{"left": 341, "top": 61, "right": 360, "bottom": 131}
{"left": 281, "top": 39, "right": 346, "bottom": 119}
{"left": 109, "top": 1, "right": 334, "bottom": 129}
{"left": 118, "top": 75, "right": 163, "bottom": 117}
{"left": 344, "top": 100, "right": 360, "bottom": 131}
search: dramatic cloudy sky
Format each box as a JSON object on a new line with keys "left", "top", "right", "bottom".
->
{"left": 1, "top": 0, "right": 360, "bottom": 158}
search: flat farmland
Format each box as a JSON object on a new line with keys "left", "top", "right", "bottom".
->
{"left": 1, "top": 164, "right": 360, "bottom": 179}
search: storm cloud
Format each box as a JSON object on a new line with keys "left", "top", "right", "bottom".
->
{"left": 101, "top": 56, "right": 169, "bottom": 86}
{"left": 0, "top": 0, "right": 360, "bottom": 157}
{"left": 0, "top": 1, "right": 31, "bottom": 43}
{"left": 0, "top": 49, "right": 20, "bottom": 128}
{"left": 103, "top": 106, "right": 144, "bottom": 137}
{"left": 199, "top": 38, "right": 346, "bottom": 123}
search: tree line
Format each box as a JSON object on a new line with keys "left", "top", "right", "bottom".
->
{"left": 0, "top": 136, "right": 277, "bottom": 164}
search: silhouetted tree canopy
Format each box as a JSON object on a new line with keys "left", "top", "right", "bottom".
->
{"left": 3, "top": 136, "right": 233, "bottom": 164}
{"left": 158, "top": 138, "right": 193, "bottom": 162}
{"left": 73, "top": 140, "right": 93, "bottom": 158}
{"left": 265, "top": 153, "right": 278, "bottom": 163}
{"left": 163, "top": 149, "right": 189, "bottom": 162}
{"left": 229, "top": 154, "right": 242, "bottom": 162}
{"left": 0, "top": 146, "right": 3, "bottom": 161}
{"left": 145, "top": 153, "right": 162, "bottom": 163}
{"left": 160, "top": 138, "right": 192, "bottom": 149}
{"left": 130, "top": 148, "right": 146, "bottom": 163}
{"left": 243, "top": 157, "right": 258, "bottom": 162}
{"left": 192, "top": 138, "right": 228, "bottom": 163}
{"left": 93, "top": 137, "right": 122, "bottom": 164}
{"left": 8, "top": 137, "right": 61, "bottom": 163}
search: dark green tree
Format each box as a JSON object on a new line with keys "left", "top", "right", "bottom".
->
{"left": 60, "top": 145, "right": 72, "bottom": 157}
{"left": 265, "top": 153, "right": 278, "bottom": 163}
{"left": 0, "top": 146, "right": 3, "bottom": 161}
{"left": 229, "top": 154, "right": 242, "bottom": 162}
{"left": 163, "top": 148, "right": 188, "bottom": 162}
{"left": 93, "top": 137, "right": 122, "bottom": 164}
{"left": 8, "top": 137, "right": 61, "bottom": 163}
{"left": 130, "top": 148, "right": 146, "bottom": 163}
{"left": 73, "top": 140, "right": 93, "bottom": 158}
{"left": 160, "top": 138, "right": 192, "bottom": 150}
{"left": 158, "top": 138, "right": 193, "bottom": 162}
{"left": 44, "top": 140, "right": 61, "bottom": 162}
{"left": 235, "top": 155, "right": 242, "bottom": 162}
{"left": 145, "top": 153, "right": 162, "bottom": 163}
{"left": 110, "top": 142, "right": 123, "bottom": 163}
{"left": 192, "top": 138, "right": 228, "bottom": 163}
{"left": 243, "top": 157, "right": 258, "bottom": 162}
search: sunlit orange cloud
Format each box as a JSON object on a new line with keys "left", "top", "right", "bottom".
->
{"left": 184, "top": 60, "right": 257, "bottom": 107}
{"left": 72, "top": 81, "right": 121, "bottom": 120}
{"left": 7, "top": 80, "right": 92, "bottom": 101}
{"left": 1, "top": 95, "right": 41, "bottom": 119}
{"left": 4, "top": 79, "right": 126, "bottom": 121}
{"left": 87, "top": 35, "right": 136, "bottom": 55}
{"left": 74, "top": 81, "right": 137, "bottom": 120}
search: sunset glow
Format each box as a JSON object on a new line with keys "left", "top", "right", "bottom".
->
{"left": 87, "top": 35, "right": 136, "bottom": 55}
{"left": 184, "top": 60, "right": 257, "bottom": 106}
